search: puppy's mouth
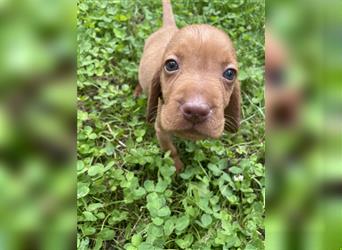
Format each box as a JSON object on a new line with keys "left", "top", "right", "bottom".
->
{"left": 160, "top": 102, "right": 224, "bottom": 139}
{"left": 171, "top": 121, "right": 224, "bottom": 140}
{"left": 174, "top": 124, "right": 207, "bottom": 138}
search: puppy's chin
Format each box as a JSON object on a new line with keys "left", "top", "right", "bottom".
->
{"left": 160, "top": 109, "right": 224, "bottom": 140}
{"left": 192, "top": 122, "right": 224, "bottom": 139}
{"left": 173, "top": 125, "right": 224, "bottom": 140}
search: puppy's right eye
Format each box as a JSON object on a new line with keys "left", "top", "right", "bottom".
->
{"left": 164, "top": 59, "right": 179, "bottom": 72}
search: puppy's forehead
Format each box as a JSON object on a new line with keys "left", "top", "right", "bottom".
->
{"left": 165, "top": 24, "right": 237, "bottom": 63}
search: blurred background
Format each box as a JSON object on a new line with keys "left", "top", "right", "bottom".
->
{"left": 266, "top": 0, "right": 342, "bottom": 249}
{"left": 0, "top": 0, "right": 75, "bottom": 249}
{"left": 0, "top": 0, "right": 341, "bottom": 249}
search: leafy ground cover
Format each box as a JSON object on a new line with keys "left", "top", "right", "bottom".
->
{"left": 77, "top": 0, "right": 265, "bottom": 249}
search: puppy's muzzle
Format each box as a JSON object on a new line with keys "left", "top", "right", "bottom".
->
{"left": 180, "top": 102, "right": 211, "bottom": 123}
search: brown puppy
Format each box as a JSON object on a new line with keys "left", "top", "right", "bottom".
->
{"left": 136, "top": 0, "right": 241, "bottom": 171}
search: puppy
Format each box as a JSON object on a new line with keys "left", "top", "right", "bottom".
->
{"left": 136, "top": 0, "right": 241, "bottom": 171}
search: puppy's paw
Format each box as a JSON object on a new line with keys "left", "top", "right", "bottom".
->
{"left": 133, "top": 84, "right": 142, "bottom": 98}
{"left": 173, "top": 156, "right": 184, "bottom": 173}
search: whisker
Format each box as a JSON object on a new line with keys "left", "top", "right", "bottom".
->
{"left": 224, "top": 120, "right": 234, "bottom": 128}
{"left": 224, "top": 119, "right": 237, "bottom": 131}
{"left": 224, "top": 116, "right": 236, "bottom": 127}
{"left": 148, "top": 106, "right": 158, "bottom": 116}
{"left": 224, "top": 114, "right": 238, "bottom": 124}
{"left": 149, "top": 111, "right": 158, "bottom": 117}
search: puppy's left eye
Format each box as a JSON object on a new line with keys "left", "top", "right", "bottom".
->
{"left": 223, "top": 68, "right": 237, "bottom": 81}
{"left": 164, "top": 59, "right": 179, "bottom": 72}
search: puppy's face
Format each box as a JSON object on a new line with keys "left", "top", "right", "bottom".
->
{"left": 157, "top": 25, "right": 240, "bottom": 139}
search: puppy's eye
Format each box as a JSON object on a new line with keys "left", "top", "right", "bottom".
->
{"left": 223, "top": 68, "right": 236, "bottom": 81}
{"left": 164, "top": 59, "right": 179, "bottom": 72}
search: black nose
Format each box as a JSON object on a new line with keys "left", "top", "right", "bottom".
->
{"left": 180, "top": 102, "right": 211, "bottom": 123}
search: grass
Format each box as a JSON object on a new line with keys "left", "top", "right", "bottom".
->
{"left": 77, "top": 0, "right": 265, "bottom": 249}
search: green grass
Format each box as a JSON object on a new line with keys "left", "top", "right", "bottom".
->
{"left": 77, "top": 0, "right": 265, "bottom": 249}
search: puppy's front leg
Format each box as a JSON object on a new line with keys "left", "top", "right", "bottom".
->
{"left": 154, "top": 121, "right": 183, "bottom": 172}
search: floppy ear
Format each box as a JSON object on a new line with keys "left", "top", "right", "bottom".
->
{"left": 146, "top": 69, "right": 162, "bottom": 123}
{"left": 224, "top": 81, "right": 241, "bottom": 133}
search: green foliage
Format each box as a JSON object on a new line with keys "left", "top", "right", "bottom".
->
{"left": 77, "top": 0, "right": 265, "bottom": 249}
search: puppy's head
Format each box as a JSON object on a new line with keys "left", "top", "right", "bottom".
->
{"left": 147, "top": 24, "right": 240, "bottom": 139}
